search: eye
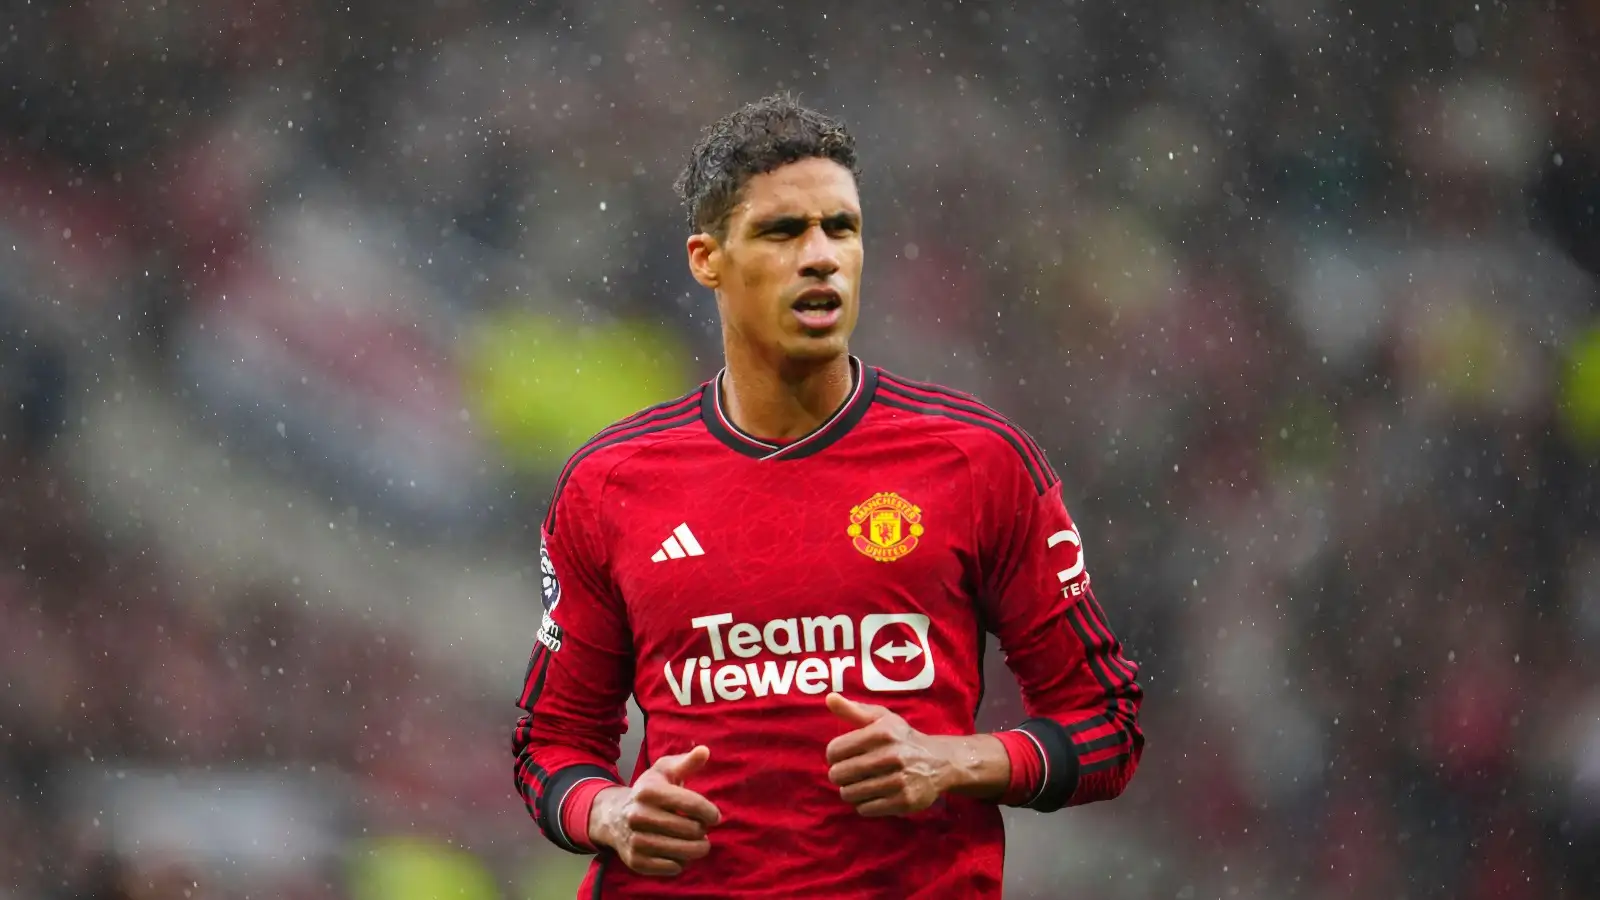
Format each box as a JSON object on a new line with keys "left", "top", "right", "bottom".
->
{"left": 762, "top": 221, "right": 805, "bottom": 240}
{"left": 823, "top": 216, "right": 859, "bottom": 236}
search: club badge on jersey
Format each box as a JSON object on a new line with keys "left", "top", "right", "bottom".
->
{"left": 847, "top": 491, "right": 925, "bottom": 562}
{"left": 537, "top": 540, "right": 564, "bottom": 652}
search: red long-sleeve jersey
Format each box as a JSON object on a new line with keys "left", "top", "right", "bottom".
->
{"left": 513, "top": 360, "right": 1143, "bottom": 898}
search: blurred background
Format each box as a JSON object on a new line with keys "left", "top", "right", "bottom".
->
{"left": 2, "top": 0, "right": 1598, "bottom": 897}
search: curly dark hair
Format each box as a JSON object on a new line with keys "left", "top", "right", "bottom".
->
{"left": 673, "top": 93, "right": 860, "bottom": 237}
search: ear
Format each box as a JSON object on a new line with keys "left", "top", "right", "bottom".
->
{"left": 687, "top": 232, "right": 721, "bottom": 289}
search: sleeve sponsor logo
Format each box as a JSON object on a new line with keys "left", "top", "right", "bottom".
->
{"left": 536, "top": 540, "right": 564, "bottom": 652}
{"left": 1047, "top": 526, "right": 1090, "bottom": 598}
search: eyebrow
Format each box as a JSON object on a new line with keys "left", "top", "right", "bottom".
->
{"left": 748, "top": 211, "right": 862, "bottom": 234}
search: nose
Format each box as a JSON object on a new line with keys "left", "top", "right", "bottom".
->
{"left": 798, "top": 224, "right": 840, "bottom": 280}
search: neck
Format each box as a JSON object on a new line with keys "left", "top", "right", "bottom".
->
{"left": 720, "top": 344, "right": 854, "bottom": 442}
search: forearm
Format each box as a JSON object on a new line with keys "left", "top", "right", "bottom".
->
{"left": 937, "top": 728, "right": 1082, "bottom": 808}
{"left": 931, "top": 733, "right": 1015, "bottom": 802}
{"left": 514, "top": 719, "right": 623, "bottom": 853}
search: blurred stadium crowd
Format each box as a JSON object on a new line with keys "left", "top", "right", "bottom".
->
{"left": 2, "top": 0, "right": 1599, "bottom": 897}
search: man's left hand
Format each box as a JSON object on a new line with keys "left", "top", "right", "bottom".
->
{"left": 823, "top": 692, "right": 961, "bottom": 816}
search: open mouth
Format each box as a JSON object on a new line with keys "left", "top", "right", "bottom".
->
{"left": 792, "top": 291, "right": 842, "bottom": 312}
{"left": 792, "top": 291, "right": 844, "bottom": 331}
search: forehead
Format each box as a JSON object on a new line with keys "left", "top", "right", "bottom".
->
{"left": 733, "top": 158, "right": 860, "bottom": 220}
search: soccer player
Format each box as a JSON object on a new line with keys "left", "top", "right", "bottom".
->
{"left": 513, "top": 94, "right": 1144, "bottom": 898}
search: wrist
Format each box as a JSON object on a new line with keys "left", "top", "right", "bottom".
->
{"left": 585, "top": 785, "right": 630, "bottom": 850}
{"left": 933, "top": 733, "right": 1010, "bottom": 799}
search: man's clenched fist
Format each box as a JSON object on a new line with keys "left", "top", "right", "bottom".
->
{"left": 590, "top": 745, "right": 722, "bottom": 876}
{"left": 824, "top": 692, "right": 1012, "bottom": 816}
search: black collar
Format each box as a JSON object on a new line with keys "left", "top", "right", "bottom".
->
{"left": 701, "top": 357, "right": 879, "bottom": 461}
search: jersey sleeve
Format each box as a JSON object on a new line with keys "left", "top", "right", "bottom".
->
{"left": 975, "top": 444, "right": 1144, "bottom": 813}
{"left": 512, "top": 461, "right": 633, "bottom": 854}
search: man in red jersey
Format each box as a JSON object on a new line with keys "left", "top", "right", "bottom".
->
{"left": 513, "top": 94, "right": 1144, "bottom": 898}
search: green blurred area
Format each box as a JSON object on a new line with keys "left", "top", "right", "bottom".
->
{"left": 348, "top": 837, "right": 503, "bottom": 900}
{"left": 347, "top": 836, "right": 592, "bottom": 900}
{"left": 465, "top": 309, "right": 694, "bottom": 472}
{"left": 1561, "top": 322, "right": 1600, "bottom": 453}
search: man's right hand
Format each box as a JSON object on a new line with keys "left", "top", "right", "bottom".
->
{"left": 589, "top": 745, "right": 721, "bottom": 876}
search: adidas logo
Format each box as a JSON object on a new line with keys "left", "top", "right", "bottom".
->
{"left": 651, "top": 524, "right": 705, "bottom": 563}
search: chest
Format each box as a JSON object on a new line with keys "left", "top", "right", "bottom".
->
{"left": 605, "top": 442, "right": 979, "bottom": 660}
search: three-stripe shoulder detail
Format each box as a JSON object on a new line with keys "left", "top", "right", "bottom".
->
{"left": 874, "top": 371, "right": 1059, "bottom": 496}
{"left": 543, "top": 389, "right": 704, "bottom": 533}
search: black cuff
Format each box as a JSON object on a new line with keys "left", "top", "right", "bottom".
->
{"left": 539, "top": 764, "right": 619, "bottom": 854}
{"left": 1015, "top": 718, "right": 1081, "bottom": 812}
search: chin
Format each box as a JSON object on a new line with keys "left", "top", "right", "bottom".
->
{"left": 781, "top": 333, "right": 850, "bottom": 363}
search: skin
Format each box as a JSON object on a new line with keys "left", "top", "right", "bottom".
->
{"left": 690, "top": 156, "right": 864, "bottom": 441}
{"left": 589, "top": 157, "right": 1013, "bottom": 876}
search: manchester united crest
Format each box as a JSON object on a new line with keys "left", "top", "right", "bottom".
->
{"left": 848, "top": 492, "right": 925, "bottom": 562}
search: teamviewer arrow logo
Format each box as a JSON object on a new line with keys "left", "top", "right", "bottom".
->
{"left": 874, "top": 642, "right": 923, "bottom": 663}
{"left": 859, "top": 613, "right": 935, "bottom": 691}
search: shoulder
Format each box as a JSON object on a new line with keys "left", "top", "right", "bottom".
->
{"left": 870, "top": 367, "right": 1059, "bottom": 495}
{"left": 543, "top": 384, "right": 706, "bottom": 532}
